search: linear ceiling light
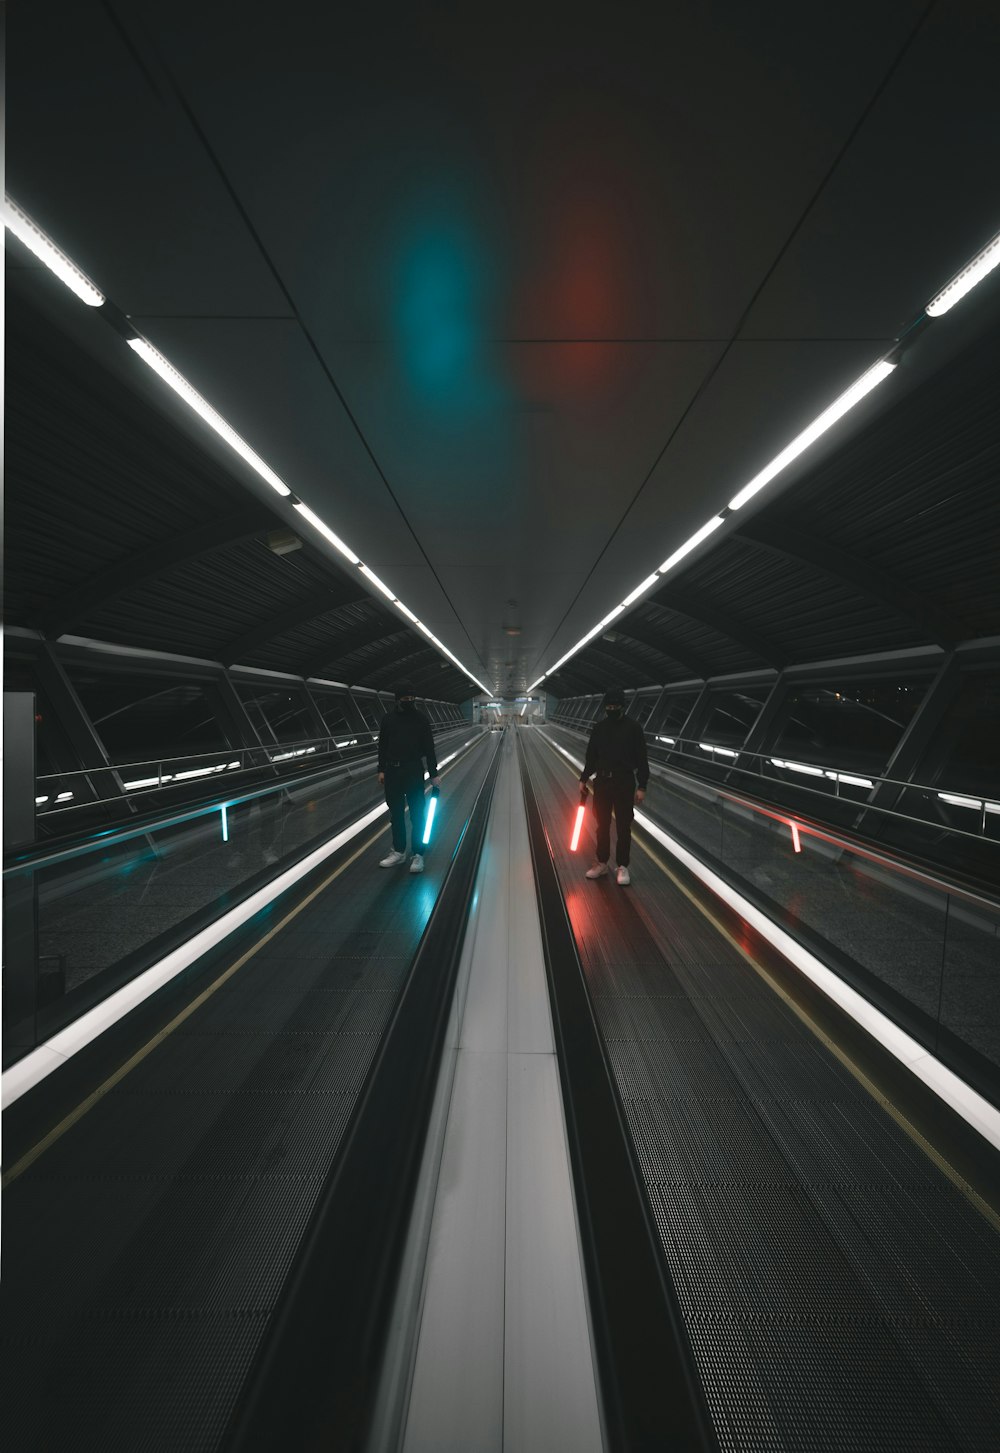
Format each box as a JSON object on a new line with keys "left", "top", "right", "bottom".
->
{"left": 621, "top": 572, "right": 661, "bottom": 608}
{"left": 4, "top": 191, "right": 490, "bottom": 702}
{"left": 528, "top": 224, "right": 995, "bottom": 699}
{"left": 658, "top": 514, "right": 727, "bottom": 573}
{"left": 3, "top": 194, "right": 105, "bottom": 307}
{"left": 359, "top": 563, "right": 396, "bottom": 600}
{"left": 127, "top": 338, "right": 292, "bottom": 498}
{"left": 127, "top": 344, "right": 490, "bottom": 689}
{"left": 925, "top": 227, "right": 1000, "bottom": 317}
{"left": 728, "top": 358, "right": 896, "bottom": 511}
{"left": 291, "top": 502, "right": 359, "bottom": 563}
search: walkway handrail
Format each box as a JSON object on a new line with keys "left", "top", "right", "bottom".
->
{"left": 8, "top": 725, "right": 479, "bottom": 877}
{"left": 545, "top": 724, "right": 1000, "bottom": 916}
{"left": 551, "top": 714, "right": 1000, "bottom": 842}
{"left": 32, "top": 720, "right": 467, "bottom": 820}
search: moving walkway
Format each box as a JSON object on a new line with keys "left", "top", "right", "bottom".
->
{"left": 3, "top": 723, "right": 999, "bottom": 1451}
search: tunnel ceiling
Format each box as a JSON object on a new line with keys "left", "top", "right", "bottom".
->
{"left": 5, "top": 1, "right": 1000, "bottom": 698}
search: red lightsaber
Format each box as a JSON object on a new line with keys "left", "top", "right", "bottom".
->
{"left": 570, "top": 786, "right": 588, "bottom": 851}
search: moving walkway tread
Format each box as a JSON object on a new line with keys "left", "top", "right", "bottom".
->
{"left": 0, "top": 733, "right": 497, "bottom": 1453}
{"left": 521, "top": 728, "right": 1000, "bottom": 1453}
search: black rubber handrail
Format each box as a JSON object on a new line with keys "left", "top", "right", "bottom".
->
{"left": 517, "top": 734, "right": 719, "bottom": 1453}
{"left": 223, "top": 731, "right": 506, "bottom": 1453}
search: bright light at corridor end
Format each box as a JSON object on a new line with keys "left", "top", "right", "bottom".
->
{"left": 3, "top": 194, "right": 105, "bottom": 307}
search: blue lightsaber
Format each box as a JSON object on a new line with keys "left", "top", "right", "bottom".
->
{"left": 422, "top": 786, "right": 440, "bottom": 845}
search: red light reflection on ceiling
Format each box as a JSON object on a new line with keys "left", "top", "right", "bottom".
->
{"left": 513, "top": 108, "right": 653, "bottom": 409}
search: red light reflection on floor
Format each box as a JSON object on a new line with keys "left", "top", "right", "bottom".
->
{"left": 563, "top": 883, "right": 594, "bottom": 942}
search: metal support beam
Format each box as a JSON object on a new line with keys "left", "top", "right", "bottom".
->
{"left": 546, "top": 660, "right": 606, "bottom": 695}
{"left": 678, "top": 682, "right": 714, "bottom": 743}
{"left": 343, "top": 691, "right": 374, "bottom": 735}
{"left": 854, "top": 651, "right": 963, "bottom": 837}
{"left": 33, "top": 642, "right": 133, "bottom": 807}
{"left": 734, "top": 520, "right": 960, "bottom": 649}
{"left": 41, "top": 508, "right": 274, "bottom": 638}
{"left": 723, "top": 671, "right": 788, "bottom": 786}
{"left": 343, "top": 639, "right": 440, "bottom": 686}
{"left": 736, "top": 671, "right": 788, "bottom": 758}
{"left": 651, "top": 586, "right": 784, "bottom": 667}
{"left": 299, "top": 623, "right": 413, "bottom": 682}
{"left": 612, "top": 621, "right": 712, "bottom": 680}
{"left": 301, "top": 683, "right": 331, "bottom": 740}
{"left": 212, "top": 673, "right": 274, "bottom": 769}
{"left": 221, "top": 589, "right": 373, "bottom": 667}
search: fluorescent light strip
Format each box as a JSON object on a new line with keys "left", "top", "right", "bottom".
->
{"left": 540, "top": 731, "right": 1000, "bottom": 1152}
{"left": 127, "top": 338, "right": 291, "bottom": 498}
{"left": 772, "top": 758, "right": 874, "bottom": 789}
{"left": 926, "top": 228, "right": 1000, "bottom": 316}
{"left": 2, "top": 733, "right": 482, "bottom": 1106}
{"left": 532, "top": 355, "right": 893, "bottom": 687}
{"left": 3, "top": 194, "right": 105, "bottom": 306}
{"left": 659, "top": 515, "right": 726, "bottom": 574}
{"left": 939, "top": 792, "right": 1000, "bottom": 814}
{"left": 621, "top": 572, "right": 661, "bottom": 608}
{"left": 772, "top": 757, "right": 825, "bottom": 777}
{"left": 699, "top": 742, "right": 738, "bottom": 758}
{"left": 3, "top": 192, "right": 491, "bottom": 700}
{"left": 826, "top": 770, "right": 873, "bottom": 789}
{"left": 285, "top": 502, "right": 357, "bottom": 563}
{"left": 656, "top": 735, "right": 676, "bottom": 745}
{"left": 359, "top": 563, "right": 396, "bottom": 600}
{"left": 728, "top": 359, "right": 896, "bottom": 511}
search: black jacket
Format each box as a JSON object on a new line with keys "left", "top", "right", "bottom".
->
{"left": 378, "top": 707, "right": 438, "bottom": 777}
{"left": 581, "top": 714, "right": 649, "bottom": 788}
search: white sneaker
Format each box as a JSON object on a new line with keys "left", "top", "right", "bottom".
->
{"left": 616, "top": 866, "right": 631, "bottom": 886}
{"left": 380, "top": 850, "right": 407, "bottom": 867}
{"left": 585, "top": 862, "right": 609, "bottom": 879}
{"left": 409, "top": 854, "right": 424, "bottom": 874}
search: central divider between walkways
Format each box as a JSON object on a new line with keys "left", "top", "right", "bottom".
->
{"left": 516, "top": 734, "right": 718, "bottom": 1453}
{"left": 224, "top": 732, "right": 506, "bottom": 1453}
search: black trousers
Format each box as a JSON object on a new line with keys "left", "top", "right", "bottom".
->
{"left": 384, "top": 765, "right": 427, "bottom": 853}
{"left": 593, "top": 775, "right": 636, "bottom": 866}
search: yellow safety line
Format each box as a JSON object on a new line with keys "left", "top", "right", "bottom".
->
{"left": 533, "top": 730, "right": 1000, "bottom": 1231}
{"left": 2, "top": 824, "right": 386, "bottom": 1187}
{"left": 4, "top": 746, "right": 477, "bottom": 1188}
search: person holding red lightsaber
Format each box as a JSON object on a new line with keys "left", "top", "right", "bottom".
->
{"left": 579, "top": 687, "right": 648, "bottom": 886}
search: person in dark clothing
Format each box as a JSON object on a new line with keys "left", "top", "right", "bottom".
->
{"left": 579, "top": 687, "right": 649, "bottom": 885}
{"left": 377, "top": 681, "right": 440, "bottom": 874}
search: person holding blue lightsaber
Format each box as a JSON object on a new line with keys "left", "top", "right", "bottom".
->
{"left": 377, "top": 680, "right": 441, "bottom": 874}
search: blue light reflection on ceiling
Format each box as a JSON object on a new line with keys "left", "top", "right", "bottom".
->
{"left": 389, "top": 202, "right": 507, "bottom": 423}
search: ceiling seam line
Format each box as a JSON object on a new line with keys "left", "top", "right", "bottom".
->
{"left": 530, "top": 0, "right": 938, "bottom": 683}
{"left": 106, "top": 2, "right": 491, "bottom": 685}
